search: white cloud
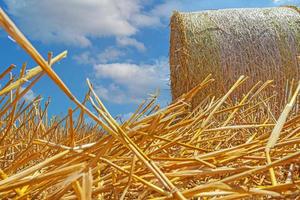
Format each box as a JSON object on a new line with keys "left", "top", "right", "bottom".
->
{"left": 116, "top": 37, "right": 146, "bottom": 52}
{"left": 95, "top": 83, "right": 131, "bottom": 104}
{"left": 93, "top": 57, "right": 169, "bottom": 104}
{"left": 117, "top": 112, "right": 134, "bottom": 121}
{"left": 4, "top": 0, "right": 160, "bottom": 47}
{"left": 73, "top": 51, "right": 96, "bottom": 65}
{"left": 150, "top": 0, "right": 300, "bottom": 21}
{"left": 5, "top": 0, "right": 290, "bottom": 48}
{"left": 151, "top": 1, "right": 184, "bottom": 19}
{"left": 272, "top": 0, "right": 299, "bottom": 3}
{"left": 122, "top": 112, "right": 134, "bottom": 120}
{"left": 20, "top": 87, "right": 36, "bottom": 102}
{"left": 73, "top": 47, "right": 125, "bottom": 65}
{"left": 97, "top": 47, "right": 125, "bottom": 63}
{"left": 23, "top": 89, "right": 36, "bottom": 102}
{"left": 95, "top": 83, "right": 138, "bottom": 104}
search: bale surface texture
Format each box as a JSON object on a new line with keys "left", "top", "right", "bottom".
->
{"left": 170, "top": 7, "right": 300, "bottom": 107}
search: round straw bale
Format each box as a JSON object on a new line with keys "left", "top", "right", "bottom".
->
{"left": 170, "top": 7, "right": 300, "bottom": 107}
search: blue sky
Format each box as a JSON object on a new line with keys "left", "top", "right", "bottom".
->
{"left": 0, "top": 0, "right": 299, "bottom": 118}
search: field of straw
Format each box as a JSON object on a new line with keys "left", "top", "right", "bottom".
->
{"left": 1, "top": 7, "right": 300, "bottom": 200}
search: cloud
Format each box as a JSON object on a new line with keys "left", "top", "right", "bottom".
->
{"left": 93, "top": 57, "right": 169, "bottom": 104}
{"left": 3, "top": 0, "right": 160, "bottom": 47}
{"left": 97, "top": 47, "right": 125, "bottom": 63}
{"left": 94, "top": 83, "right": 132, "bottom": 104}
{"left": 116, "top": 37, "right": 146, "bottom": 52}
{"left": 20, "top": 87, "right": 36, "bottom": 102}
{"left": 116, "top": 112, "right": 134, "bottom": 122}
{"left": 151, "top": 1, "right": 184, "bottom": 19}
{"left": 73, "top": 47, "right": 125, "bottom": 65}
{"left": 272, "top": 0, "right": 300, "bottom": 3}
{"left": 5, "top": 0, "right": 289, "bottom": 48}
{"left": 73, "top": 52, "right": 96, "bottom": 65}
{"left": 150, "top": 0, "right": 296, "bottom": 21}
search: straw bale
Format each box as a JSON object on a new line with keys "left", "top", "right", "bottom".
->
{"left": 170, "top": 7, "right": 300, "bottom": 108}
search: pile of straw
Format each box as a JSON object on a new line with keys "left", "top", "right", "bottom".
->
{"left": 1, "top": 7, "right": 300, "bottom": 200}
{"left": 170, "top": 7, "right": 300, "bottom": 110}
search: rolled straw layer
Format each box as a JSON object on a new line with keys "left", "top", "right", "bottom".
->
{"left": 170, "top": 7, "right": 300, "bottom": 109}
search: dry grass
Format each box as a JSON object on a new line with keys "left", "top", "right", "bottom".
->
{"left": 1, "top": 7, "right": 300, "bottom": 200}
